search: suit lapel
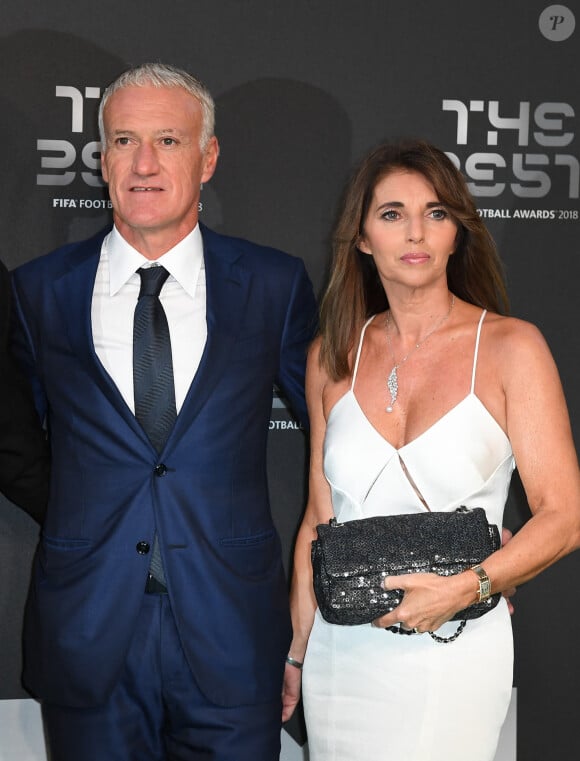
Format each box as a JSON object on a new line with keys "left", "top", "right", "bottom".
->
{"left": 169, "top": 227, "right": 252, "bottom": 445}
{"left": 53, "top": 230, "right": 150, "bottom": 446}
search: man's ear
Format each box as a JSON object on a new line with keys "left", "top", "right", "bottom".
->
{"left": 101, "top": 150, "right": 109, "bottom": 184}
{"left": 201, "top": 136, "right": 219, "bottom": 184}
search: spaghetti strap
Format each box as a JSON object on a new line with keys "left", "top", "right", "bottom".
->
{"left": 351, "top": 316, "right": 375, "bottom": 390}
{"left": 470, "top": 309, "right": 488, "bottom": 394}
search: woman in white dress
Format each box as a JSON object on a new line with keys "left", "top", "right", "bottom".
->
{"left": 282, "top": 140, "right": 580, "bottom": 761}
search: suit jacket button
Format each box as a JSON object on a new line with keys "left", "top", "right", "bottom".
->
{"left": 154, "top": 464, "right": 168, "bottom": 477}
{"left": 136, "top": 541, "right": 150, "bottom": 554}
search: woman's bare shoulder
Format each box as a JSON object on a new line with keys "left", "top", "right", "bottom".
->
{"left": 483, "top": 312, "right": 551, "bottom": 355}
{"left": 479, "top": 312, "right": 558, "bottom": 393}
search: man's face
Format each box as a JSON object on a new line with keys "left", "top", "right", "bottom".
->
{"left": 101, "top": 85, "right": 218, "bottom": 256}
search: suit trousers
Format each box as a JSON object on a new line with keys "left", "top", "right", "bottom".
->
{"left": 42, "top": 594, "right": 283, "bottom": 761}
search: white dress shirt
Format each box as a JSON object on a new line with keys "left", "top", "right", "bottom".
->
{"left": 91, "top": 225, "right": 207, "bottom": 414}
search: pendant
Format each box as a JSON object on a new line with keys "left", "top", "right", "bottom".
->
{"left": 386, "top": 365, "right": 398, "bottom": 413}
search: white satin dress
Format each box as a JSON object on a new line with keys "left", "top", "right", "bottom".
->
{"left": 303, "top": 310, "right": 515, "bottom": 761}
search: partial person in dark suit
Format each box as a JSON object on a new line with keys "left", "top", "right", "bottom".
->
{"left": 0, "top": 260, "right": 48, "bottom": 521}
{"left": 11, "top": 63, "right": 316, "bottom": 761}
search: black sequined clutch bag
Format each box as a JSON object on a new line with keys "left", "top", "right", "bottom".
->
{"left": 312, "top": 507, "right": 501, "bottom": 626}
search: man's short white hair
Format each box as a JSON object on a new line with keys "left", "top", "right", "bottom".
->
{"left": 98, "top": 62, "right": 215, "bottom": 150}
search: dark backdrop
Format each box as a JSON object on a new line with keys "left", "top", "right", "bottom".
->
{"left": 0, "top": 3, "right": 578, "bottom": 759}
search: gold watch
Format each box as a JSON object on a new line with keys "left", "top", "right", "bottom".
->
{"left": 470, "top": 564, "right": 492, "bottom": 603}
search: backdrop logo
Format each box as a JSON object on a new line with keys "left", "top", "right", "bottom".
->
{"left": 539, "top": 4, "right": 575, "bottom": 41}
{"left": 442, "top": 99, "right": 578, "bottom": 202}
{"left": 36, "top": 85, "right": 104, "bottom": 187}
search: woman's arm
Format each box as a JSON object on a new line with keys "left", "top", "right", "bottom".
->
{"left": 282, "top": 339, "right": 335, "bottom": 721}
{"left": 474, "top": 318, "right": 580, "bottom": 584}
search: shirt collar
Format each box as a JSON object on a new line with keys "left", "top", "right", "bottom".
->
{"left": 106, "top": 225, "right": 204, "bottom": 299}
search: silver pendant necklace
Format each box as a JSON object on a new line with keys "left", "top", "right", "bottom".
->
{"left": 385, "top": 294, "right": 455, "bottom": 412}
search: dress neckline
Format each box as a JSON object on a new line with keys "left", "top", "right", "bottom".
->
{"left": 328, "top": 388, "right": 509, "bottom": 453}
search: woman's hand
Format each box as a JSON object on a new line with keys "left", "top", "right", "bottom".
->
{"left": 373, "top": 571, "right": 476, "bottom": 633}
{"left": 375, "top": 528, "right": 518, "bottom": 631}
{"left": 282, "top": 661, "right": 302, "bottom": 722}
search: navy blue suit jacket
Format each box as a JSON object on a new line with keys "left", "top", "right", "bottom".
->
{"left": 11, "top": 224, "right": 317, "bottom": 708}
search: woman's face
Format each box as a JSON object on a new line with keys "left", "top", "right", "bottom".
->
{"left": 358, "top": 169, "right": 458, "bottom": 291}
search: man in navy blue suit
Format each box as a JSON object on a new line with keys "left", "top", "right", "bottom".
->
{"left": 11, "top": 63, "right": 316, "bottom": 761}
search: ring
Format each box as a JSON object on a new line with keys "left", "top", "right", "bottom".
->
{"left": 413, "top": 627, "right": 421, "bottom": 634}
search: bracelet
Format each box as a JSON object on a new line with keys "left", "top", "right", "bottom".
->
{"left": 285, "top": 655, "right": 304, "bottom": 670}
{"left": 470, "top": 564, "right": 492, "bottom": 603}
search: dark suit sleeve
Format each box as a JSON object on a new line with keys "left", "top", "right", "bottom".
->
{"left": 275, "top": 257, "right": 318, "bottom": 430}
{"left": 0, "top": 261, "right": 49, "bottom": 523}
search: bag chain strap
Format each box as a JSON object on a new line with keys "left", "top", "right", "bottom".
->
{"left": 386, "top": 619, "right": 467, "bottom": 644}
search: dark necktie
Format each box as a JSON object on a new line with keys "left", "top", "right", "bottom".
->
{"left": 133, "top": 265, "right": 177, "bottom": 452}
{"left": 133, "top": 265, "right": 177, "bottom": 588}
